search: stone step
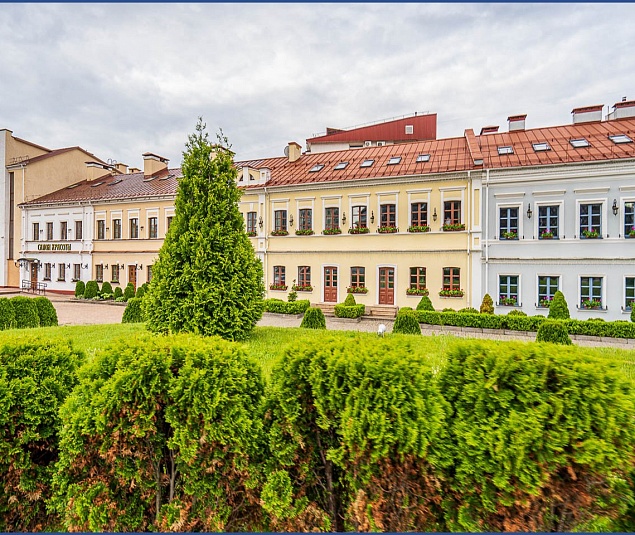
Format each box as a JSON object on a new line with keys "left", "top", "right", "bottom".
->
{"left": 366, "top": 306, "right": 399, "bottom": 318}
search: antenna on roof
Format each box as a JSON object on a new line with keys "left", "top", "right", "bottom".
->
{"left": 284, "top": 146, "right": 289, "bottom": 158}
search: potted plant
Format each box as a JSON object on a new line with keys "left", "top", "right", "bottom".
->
{"left": 628, "top": 226, "right": 635, "bottom": 238}
{"left": 269, "top": 283, "right": 288, "bottom": 291}
{"left": 540, "top": 229, "right": 554, "bottom": 239}
{"left": 377, "top": 226, "right": 399, "bottom": 234}
{"left": 499, "top": 295, "right": 518, "bottom": 306}
{"left": 539, "top": 297, "right": 553, "bottom": 308}
{"left": 502, "top": 231, "right": 518, "bottom": 240}
{"left": 408, "top": 225, "right": 431, "bottom": 233}
{"left": 246, "top": 231, "right": 257, "bottom": 237}
{"left": 347, "top": 286, "right": 369, "bottom": 294}
{"left": 348, "top": 226, "right": 370, "bottom": 234}
{"left": 322, "top": 228, "right": 342, "bottom": 235}
{"left": 271, "top": 229, "right": 289, "bottom": 236}
{"left": 295, "top": 229, "right": 315, "bottom": 236}
{"left": 582, "top": 228, "right": 600, "bottom": 239}
{"left": 439, "top": 288, "right": 465, "bottom": 298}
{"left": 406, "top": 287, "right": 429, "bottom": 296}
{"left": 581, "top": 298, "right": 602, "bottom": 309}
{"left": 442, "top": 223, "right": 466, "bottom": 232}
{"left": 292, "top": 283, "right": 313, "bottom": 292}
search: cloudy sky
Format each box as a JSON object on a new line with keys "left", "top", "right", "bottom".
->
{"left": 1, "top": 3, "right": 634, "bottom": 168}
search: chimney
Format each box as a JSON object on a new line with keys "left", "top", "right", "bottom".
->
{"left": 508, "top": 115, "right": 527, "bottom": 132}
{"left": 85, "top": 161, "right": 110, "bottom": 181}
{"left": 607, "top": 99, "right": 635, "bottom": 120}
{"left": 479, "top": 125, "right": 499, "bottom": 135}
{"left": 116, "top": 163, "right": 128, "bottom": 174}
{"left": 287, "top": 142, "right": 302, "bottom": 163}
{"left": 142, "top": 152, "right": 169, "bottom": 177}
{"left": 571, "top": 105, "right": 603, "bottom": 124}
{"left": 129, "top": 167, "right": 141, "bottom": 174}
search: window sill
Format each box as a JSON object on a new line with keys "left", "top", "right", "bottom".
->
{"left": 538, "top": 236, "right": 559, "bottom": 240}
{"left": 576, "top": 306, "right": 607, "bottom": 312}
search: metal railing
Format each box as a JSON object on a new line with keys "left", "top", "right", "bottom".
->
{"left": 21, "top": 280, "right": 47, "bottom": 295}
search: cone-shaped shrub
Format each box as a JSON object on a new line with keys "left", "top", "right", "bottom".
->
{"left": 33, "top": 297, "right": 58, "bottom": 327}
{"left": 74, "top": 280, "right": 85, "bottom": 298}
{"left": 416, "top": 295, "right": 435, "bottom": 311}
{"left": 83, "top": 280, "right": 99, "bottom": 299}
{"left": 122, "top": 298, "right": 144, "bottom": 323}
{"left": 114, "top": 286, "right": 123, "bottom": 300}
{"left": 135, "top": 285, "right": 146, "bottom": 299}
{"left": 536, "top": 320, "right": 572, "bottom": 345}
{"left": 479, "top": 293, "right": 494, "bottom": 314}
{"left": 10, "top": 296, "right": 39, "bottom": 328}
{"left": 123, "top": 283, "right": 136, "bottom": 301}
{"left": 300, "top": 307, "right": 326, "bottom": 329}
{"left": 393, "top": 309, "right": 421, "bottom": 335}
{"left": 100, "top": 281, "right": 113, "bottom": 297}
{"left": 548, "top": 290, "right": 570, "bottom": 320}
{"left": 344, "top": 293, "right": 356, "bottom": 306}
{"left": 0, "top": 297, "right": 16, "bottom": 330}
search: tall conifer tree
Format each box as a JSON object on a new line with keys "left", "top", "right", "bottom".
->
{"left": 144, "top": 119, "right": 264, "bottom": 340}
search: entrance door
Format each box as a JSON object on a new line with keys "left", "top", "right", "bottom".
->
{"left": 324, "top": 266, "right": 338, "bottom": 302}
{"left": 128, "top": 265, "right": 137, "bottom": 289}
{"left": 30, "top": 262, "right": 38, "bottom": 290}
{"left": 378, "top": 267, "right": 395, "bottom": 305}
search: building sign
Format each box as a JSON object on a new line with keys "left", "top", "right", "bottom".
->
{"left": 37, "top": 243, "right": 72, "bottom": 251}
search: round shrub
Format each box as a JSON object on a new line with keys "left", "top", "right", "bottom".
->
{"left": 10, "top": 296, "right": 39, "bottom": 329}
{"left": 122, "top": 298, "right": 144, "bottom": 323}
{"left": 416, "top": 295, "right": 434, "bottom": 311}
{"left": 548, "top": 290, "right": 570, "bottom": 320}
{"left": 459, "top": 307, "right": 479, "bottom": 314}
{"left": 33, "top": 297, "right": 58, "bottom": 327}
{"left": 479, "top": 293, "right": 494, "bottom": 314}
{"left": 123, "top": 283, "right": 136, "bottom": 301}
{"left": 507, "top": 309, "right": 527, "bottom": 316}
{"left": 392, "top": 310, "right": 421, "bottom": 335}
{"left": 536, "top": 320, "right": 572, "bottom": 345}
{"left": 83, "top": 280, "right": 99, "bottom": 300}
{"left": 135, "top": 285, "right": 146, "bottom": 299}
{"left": 344, "top": 293, "right": 356, "bottom": 306}
{"left": 114, "top": 286, "right": 123, "bottom": 300}
{"left": 74, "top": 280, "right": 85, "bottom": 298}
{"left": 300, "top": 307, "right": 326, "bottom": 329}
{"left": 0, "top": 297, "right": 16, "bottom": 330}
{"left": 100, "top": 281, "right": 113, "bottom": 297}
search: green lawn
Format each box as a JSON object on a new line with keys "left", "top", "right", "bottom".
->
{"left": 1, "top": 323, "right": 634, "bottom": 381}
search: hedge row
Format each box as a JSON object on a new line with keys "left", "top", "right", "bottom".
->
{"left": 264, "top": 298, "right": 310, "bottom": 314}
{"left": 333, "top": 303, "right": 365, "bottom": 318}
{"left": 0, "top": 296, "right": 58, "bottom": 330}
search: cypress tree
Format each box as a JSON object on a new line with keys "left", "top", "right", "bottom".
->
{"left": 548, "top": 290, "right": 570, "bottom": 320}
{"left": 143, "top": 119, "right": 265, "bottom": 341}
{"left": 479, "top": 293, "right": 494, "bottom": 314}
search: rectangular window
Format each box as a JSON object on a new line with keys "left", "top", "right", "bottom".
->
{"left": 350, "top": 266, "right": 366, "bottom": 288}
{"left": 113, "top": 219, "right": 122, "bottom": 239}
{"left": 625, "top": 202, "right": 635, "bottom": 237}
{"left": 499, "top": 207, "right": 519, "bottom": 239}
{"left": 112, "top": 264, "right": 120, "bottom": 283}
{"left": 273, "top": 266, "right": 285, "bottom": 286}
{"left": 46, "top": 222, "right": 53, "bottom": 240}
{"left": 325, "top": 207, "right": 339, "bottom": 230}
{"left": 299, "top": 208, "right": 312, "bottom": 231}
{"left": 75, "top": 220, "right": 83, "bottom": 240}
{"left": 274, "top": 210, "right": 287, "bottom": 232}
{"left": 129, "top": 217, "right": 139, "bottom": 239}
{"left": 33, "top": 222, "right": 40, "bottom": 241}
{"left": 73, "top": 264, "right": 81, "bottom": 281}
{"left": 298, "top": 266, "right": 311, "bottom": 288}
{"left": 147, "top": 265, "right": 153, "bottom": 282}
{"left": 246, "top": 211, "right": 257, "bottom": 234}
{"left": 443, "top": 201, "right": 461, "bottom": 225}
{"left": 149, "top": 217, "right": 158, "bottom": 238}
{"left": 580, "top": 276, "right": 603, "bottom": 308}
{"left": 410, "top": 202, "right": 427, "bottom": 227}
{"left": 580, "top": 203, "right": 602, "bottom": 237}
{"left": 380, "top": 204, "right": 396, "bottom": 228}
{"left": 167, "top": 216, "right": 174, "bottom": 231}
{"left": 60, "top": 221, "right": 68, "bottom": 240}
{"left": 96, "top": 264, "right": 104, "bottom": 283}
{"left": 499, "top": 275, "right": 519, "bottom": 305}
{"left": 409, "top": 267, "right": 426, "bottom": 290}
{"left": 97, "top": 220, "right": 105, "bottom": 240}
{"left": 351, "top": 205, "right": 367, "bottom": 228}
{"left": 44, "top": 263, "right": 51, "bottom": 281}
{"left": 538, "top": 205, "right": 559, "bottom": 239}
{"left": 57, "top": 263, "right": 66, "bottom": 282}
{"left": 538, "top": 275, "right": 559, "bottom": 307}
{"left": 625, "top": 277, "right": 635, "bottom": 310}
{"left": 443, "top": 267, "right": 460, "bottom": 290}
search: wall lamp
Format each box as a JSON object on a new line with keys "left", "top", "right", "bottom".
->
{"left": 341, "top": 212, "right": 347, "bottom": 224}
{"left": 432, "top": 208, "right": 437, "bottom": 222}
{"left": 289, "top": 214, "right": 294, "bottom": 227}
{"left": 258, "top": 216, "right": 263, "bottom": 229}
{"left": 104, "top": 264, "right": 109, "bottom": 269}
{"left": 613, "top": 199, "right": 619, "bottom": 216}
{"left": 120, "top": 264, "right": 125, "bottom": 270}
{"left": 527, "top": 203, "right": 533, "bottom": 219}
{"left": 66, "top": 263, "right": 71, "bottom": 269}
{"left": 136, "top": 263, "right": 143, "bottom": 270}
{"left": 81, "top": 263, "right": 88, "bottom": 269}
{"left": 370, "top": 211, "right": 375, "bottom": 224}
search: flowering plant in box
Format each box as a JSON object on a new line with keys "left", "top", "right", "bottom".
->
{"left": 292, "top": 284, "right": 313, "bottom": 292}
{"left": 582, "top": 228, "right": 600, "bottom": 239}
{"left": 539, "top": 297, "right": 553, "bottom": 308}
{"left": 540, "top": 230, "right": 554, "bottom": 239}
{"left": 295, "top": 229, "right": 315, "bottom": 236}
{"left": 322, "top": 228, "right": 342, "bottom": 235}
{"left": 499, "top": 295, "right": 518, "bottom": 306}
{"left": 502, "top": 231, "right": 518, "bottom": 240}
{"left": 347, "top": 286, "right": 369, "bottom": 294}
{"left": 246, "top": 231, "right": 257, "bottom": 237}
{"left": 377, "top": 226, "right": 399, "bottom": 234}
{"left": 406, "top": 287, "right": 429, "bottom": 296}
{"left": 348, "top": 227, "right": 370, "bottom": 234}
{"left": 581, "top": 298, "right": 602, "bottom": 309}
{"left": 408, "top": 225, "right": 431, "bottom": 233}
{"left": 628, "top": 226, "right": 635, "bottom": 237}
{"left": 439, "top": 288, "right": 464, "bottom": 297}
{"left": 269, "top": 283, "right": 288, "bottom": 291}
{"left": 442, "top": 223, "right": 465, "bottom": 232}
{"left": 271, "top": 230, "right": 289, "bottom": 236}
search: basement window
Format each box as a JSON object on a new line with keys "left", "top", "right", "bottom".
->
{"left": 570, "top": 138, "right": 590, "bottom": 148}
{"left": 497, "top": 146, "right": 514, "bottom": 155}
{"left": 309, "top": 164, "right": 325, "bottom": 173}
{"left": 609, "top": 134, "right": 633, "bottom": 144}
{"left": 334, "top": 162, "right": 349, "bottom": 170}
{"left": 360, "top": 159, "right": 374, "bottom": 168}
{"left": 387, "top": 156, "right": 401, "bottom": 165}
{"left": 416, "top": 154, "right": 431, "bottom": 163}
{"left": 532, "top": 142, "right": 551, "bottom": 152}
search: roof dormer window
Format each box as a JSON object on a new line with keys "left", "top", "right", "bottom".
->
{"left": 497, "top": 146, "right": 514, "bottom": 155}
{"left": 416, "top": 154, "right": 431, "bottom": 163}
{"left": 334, "top": 162, "right": 349, "bottom": 170}
{"left": 570, "top": 138, "right": 590, "bottom": 148}
{"left": 387, "top": 156, "right": 401, "bottom": 165}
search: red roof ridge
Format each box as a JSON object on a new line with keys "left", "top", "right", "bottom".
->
{"left": 464, "top": 129, "right": 484, "bottom": 166}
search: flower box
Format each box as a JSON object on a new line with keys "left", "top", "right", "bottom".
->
{"left": 348, "top": 227, "right": 370, "bottom": 234}
{"left": 406, "top": 288, "right": 429, "bottom": 296}
{"left": 540, "top": 231, "right": 554, "bottom": 239}
{"left": 499, "top": 296, "right": 518, "bottom": 306}
{"left": 501, "top": 231, "right": 518, "bottom": 240}
{"left": 322, "top": 228, "right": 342, "bottom": 235}
{"left": 408, "top": 225, "right": 431, "bottom": 233}
{"left": 442, "top": 223, "right": 465, "bottom": 232}
{"left": 439, "top": 289, "right": 464, "bottom": 298}
{"left": 627, "top": 229, "right": 635, "bottom": 238}
{"left": 539, "top": 298, "right": 553, "bottom": 308}
{"left": 581, "top": 299, "right": 602, "bottom": 309}
{"left": 269, "top": 284, "right": 288, "bottom": 291}
{"left": 582, "top": 229, "right": 600, "bottom": 239}
{"left": 271, "top": 230, "right": 289, "bottom": 236}
{"left": 246, "top": 231, "right": 257, "bottom": 237}
{"left": 347, "top": 286, "right": 369, "bottom": 294}
{"left": 292, "top": 284, "right": 313, "bottom": 292}
{"left": 377, "top": 226, "right": 399, "bottom": 234}
{"left": 295, "top": 229, "right": 315, "bottom": 236}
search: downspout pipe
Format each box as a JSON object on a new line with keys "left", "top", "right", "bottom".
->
{"left": 484, "top": 168, "right": 490, "bottom": 295}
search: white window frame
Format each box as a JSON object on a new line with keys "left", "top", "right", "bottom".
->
{"left": 578, "top": 274, "right": 605, "bottom": 310}
{"left": 496, "top": 202, "right": 522, "bottom": 240}
{"left": 497, "top": 273, "right": 521, "bottom": 307}
{"left": 576, "top": 198, "right": 607, "bottom": 239}
{"left": 535, "top": 200, "right": 564, "bottom": 240}
{"left": 536, "top": 273, "right": 560, "bottom": 308}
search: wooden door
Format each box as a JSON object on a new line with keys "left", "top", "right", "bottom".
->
{"left": 30, "top": 263, "right": 38, "bottom": 290}
{"left": 378, "top": 267, "right": 395, "bottom": 305}
{"left": 128, "top": 265, "right": 137, "bottom": 289}
{"left": 324, "top": 266, "right": 338, "bottom": 303}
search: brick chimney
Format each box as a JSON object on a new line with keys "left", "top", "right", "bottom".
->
{"left": 142, "top": 153, "right": 169, "bottom": 177}
{"left": 287, "top": 142, "right": 302, "bottom": 163}
{"left": 572, "top": 105, "right": 603, "bottom": 124}
{"left": 508, "top": 115, "right": 527, "bottom": 132}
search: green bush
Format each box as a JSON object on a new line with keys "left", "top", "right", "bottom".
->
{"left": 10, "top": 296, "right": 39, "bottom": 329}
{"left": 479, "top": 293, "right": 494, "bottom": 314}
{"left": 566, "top": 319, "right": 635, "bottom": 339}
{"left": 33, "top": 296, "right": 58, "bottom": 327}
{"left": 586, "top": 317, "right": 605, "bottom": 322}
{"left": 114, "top": 286, "right": 123, "bottom": 300}
{"left": 392, "top": 310, "right": 421, "bottom": 335}
{"left": 343, "top": 293, "right": 356, "bottom": 306}
{"left": 83, "top": 280, "right": 100, "bottom": 299}
{"left": 299, "top": 307, "right": 326, "bottom": 329}
{"left": 287, "top": 290, "right": 297, "bottom": 303}
{"left": 536, "top": 320, "right": 572, "bottom": 345}
{"left": 74, "top": 280, "right": 85, "bottom": 298}
{"left": 0, "top": 298, "right": 16, "bottom": 330}
{"left": 135, "top": 285, "right": 146, "bottom": 299}
{"left": 416, "top": 295, "right": 435, "bottom": 311}
{"left": 100, "top": 281, "right": 113, "bottom": 297}
{"left": 123, "top": 283, "right": 136, "bottom": 301}
{"left": 507, "top": 309, "right": 527, "bottom": 316}
{"left": 458, "top": 307, "right": 479, "bottom": 314}
{"left": 442, "top": 308, "right": 455, "bottom": 312}
{"left": 264, "top": 298, "right": 310, "bottom": 315}
{"left": 631, "top": 306, "right": 635, "bottom": 323}
{"left": 121, "top": 298, "right": 144, "bottom": 323}
{"left": 548, "top": 290, "right": 570, "bottom": 320}
{"left": 334, "top": 303, "right": 365, "bottom": 318}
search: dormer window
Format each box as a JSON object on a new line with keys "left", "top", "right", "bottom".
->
{"left": 570, "top": 138, "right": 590, "bottom": 148}
{"left": 416, "top": 154, "right": 431, "bottom": 163}
{"left": 533, "top": 142, "right": 551, "bottom": 152}
{"left": 360, "top": 159, "right": 374, "bottom": 168}
{"left": 497, "top": 146, "right": 514, "bottom": 155}
{"left": 609, "top": 134, "right": 633, "bottom": 144}
{"left": 334, "top": 162, "right": 349, "bottom": 170}
{"left": 309, "top": 164, "right": 324, "bottom": 173}
{"left": 387, "top": 156, "right": 401, "bottom": 165}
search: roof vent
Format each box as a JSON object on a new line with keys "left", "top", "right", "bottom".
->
{"left": 508, "top": 115, "right": 527, "bottom": 132}
{"left": 572, "top": 105, "right": 603, "bottom": 124}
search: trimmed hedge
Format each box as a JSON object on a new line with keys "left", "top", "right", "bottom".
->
{"left": 536, "top": 320, "right": 572, "bottom": 345}
{"left": 300, "top": 307, "right": 326, "bottom": 329}
{"left": 114, "top": 286, "right": 123, "bottom": 300}
{"left": 0, "top": 298, "right": 16, "bottom": 330}
{"left": 264, "top": 298, "right": 310, "bottom": 315}
{"left": 458, "top": 307, "right": 479, "bottom": 314}
{"left": 83, "top": 280, "right": 99, "bottom": 299}
{"left": 548, "top": 290, "right": 570, "bottom": 320}
{"left": 123, "top": 283, "right": 136, "bottom": 301}
{"left": 393, "top": 310, "right": 422, "bottom": 335}
{"left": 74, "top": 280, "right": 85, "bottom": 298}
{"left": 33, "top": 297, "right": 58, "bottom": 327}
{"left": 479, "top": 293, "right": 494, "bottom": 314}
{"left": 343, "top": 293, "right": 356, "bottom": 306}
{"left": 334, "top": 303, "right": 365, "bottom": 318}
{"left": 121, "top": 298, "right": 144, "bottom": 323}
{"left": 100, "top": 281, "right": 113, "bottom": 297}
{"left": 416, "top": 295, "right": 435, "bottom": 311}
{"left": 10, "top": 296, "right": 39, "bottom": 329}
